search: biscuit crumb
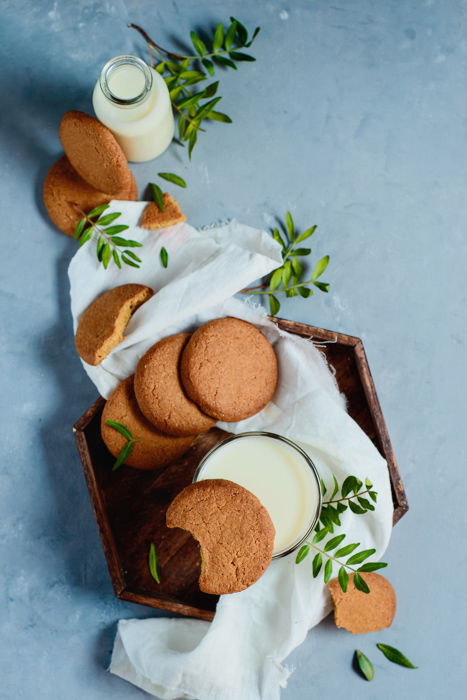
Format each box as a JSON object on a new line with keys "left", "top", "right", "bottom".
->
{"left": 140, "top": 193, "right": 186, "bottom": 230}
{"left": 328, "top": 572, "right": 396, "bottom": 634}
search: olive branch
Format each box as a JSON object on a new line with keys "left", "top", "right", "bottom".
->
{"left": 129, "top": 17, "right": 260, "bottom": 157}
{"left": 296, "top": 475, "right": 387, "bottom": 593}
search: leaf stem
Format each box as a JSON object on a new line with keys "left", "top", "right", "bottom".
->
{"left": 242, "top": 277, "right": 315, "bottom": 295}
{"left": 70, "top": 203, "right": 119, "bottom": 253}
{"left": 323, "top": 489, "right": 373, "bottom": 506}
{"left": 308, "top": 542, "right": 361, "bottom": 575}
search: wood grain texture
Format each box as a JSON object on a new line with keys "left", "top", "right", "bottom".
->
{"left": 73, "top": 318, "right": 408, "bottom": 620}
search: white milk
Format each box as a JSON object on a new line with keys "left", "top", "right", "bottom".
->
{"left": 196, "top": 433, "right": 321, "bottom": 556}
{"left": 93, "top": 55, "right": 174, "bottom": 162}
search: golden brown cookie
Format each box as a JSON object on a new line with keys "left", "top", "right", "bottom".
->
{"left": 139, "top": 194, "right": 186, "bottom": 230}
{"left": 328, "top": 572, "right": 396, "bottom": 634}
{"left": 134, "top": 333, "right": 215, "bottom": 437}
{"left": 101, "top": 376, "right": 194, "bottom": 470}
{"left": 166, "top": 478, "right": 275, "bottom": 594}
{"left": 59, "top": 110, "right": 132, "bottom": 194}
{"left": 180, "top": 317, "right": 278, "bottom": 422}
{"left": 75, "top": 284, "right": 153, "bottom": 365}
{"left": 43, "top": 156, "right": 137, "bottom": 237}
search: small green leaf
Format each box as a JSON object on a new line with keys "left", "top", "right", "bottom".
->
{"left": 155, "top": 61, "right": 166, "bottom": 74}
{"left": 330, "top": 475, "right": 339, "bottom": 500}
{"left": 335, "top": 542, "right": 360, "bottom": 558}
{"left": 112, "top": 441, "right": 135, "bottom": 471}
{"left": 213, "top": 55, "right": 237, "bottom": 70}
{"left": 298, "top": 286, "right": 312, "bottom": 298}
{"left": 320, "top": 478, "right": 327, "bottom": 496}
{"left": 202, "top": 58, "right": 214, "bottom": 76}
{"left": 272, "top": 227, "right": 287, "bottom": 250}
{"left": 213, "top": 23, "right": 224, "bottom": 51}
{"left": 349, "top": 501, "right": 366, "bottom": 515}
{"left": 230, "top": 16, "right": 248, "bottom": 45}
{"left": 101, "top": 243, "right": 111, "bottom": 269}
{"left": 269, "top": 268, "right": 283, "bottom": 291}
{"left": 203, "top": 80, "right": 219, "bottom": 97}
{"left": 121, "top": 254, "right": 140, "bottom": 268}
{"left": 290, "top": 247, "right": 311, "bottom": 256}
{"left": 78, "top": 228, "right": 93, "bottom": 246}
{"left": 98, "top": 212, "right": 121, "bottom": 226}
{"left": 160, "top": 246, "right": 169, "bottom": 268}
{"left": 245, "top": 26, "right": 261, "bottom": 47}
{"left": 312, "top": 553, "right": 322, "bottom": 577}
{"left": 123, "top": 250, "right": 142, "bottom": 263}
{"left": 228, "top": 51, "right": 256, "bottom": 61}
{"left": 195, "top": 96, "right": 222, "bottom": 121}
{"left": 105, "top": 420, "right": 133, "bottom": 441}
{"left": 188, "top": 130, "right": 198, "bottom": 158}
{"left": 112, "top": 250, "right": 122, "bottom": 269}
{"left": 291, "top": 256, "right": 303, "bottom": 280}
{"left": 73, "top": 218, "right": 86, "bottom": 239}
{"left": 313, "top": 527, "right": 329, "bottom": 544}
{"left": 111, "top": 237, "right": 143, "bottom": 247}
{"left": 96, "top": 236, "right": 105, "bottom": 260}
{"left": 369, "top": 490, "right": 378, "bottom": 502}
{"left": 208, "top": 110, "right": 232, "bottom": 123}
{"left": 150, "top": 183, "right": 165, "bottom": 211}
{"left": 268, "top": 294, "right": 280, "bottom": 316}
{"left": 158, "top": 172, "right": 187, "bottom": 188}
{"left": 149, "top": 542, "right": 161, "bottom": 584}
{"left": 338, "top": 566, "right": 349, "bottom": 593}
{"left": 357, "top": 562, "right": 388, "bottom": 572}
{"left": 87, "top": 203, "right": 109, "bottom": 219}
{"left": 354, "top": 649, "right": 374, "bottom": 681}
{"left": 312, "top": 281, "right": 328, "bottom": 293}
{"left": 358, "top": 496, "right": 375, "bottom": 511}
{"left": 376, "top": 644, "right": 417, "bottom": 669}
{"left": 323, "top": 559, "right": 333, "bottom": 583}
{"left": 341, "top": 475, "right": 357, "bottom": 498}
{"left": 285, "top": 210, "right": 294, "bottom": 238}
{"left": 295, "top": 225, "right": 317, "bottom": 244}
{"left": 104, "top": 225, "right": 130, "bottom": 235}
{"left": 295, "top": 544, "right": 310, "bottom": 564}
{"left": 224, "top": 20, "right": 237, "bottom": 49}
{"left": 353, "top": 572, "right": 370, "bottom": 594}
{"left": 190, "top": 31, "right": 207, "bottom": 56}
{"left": 324, "top": 534, "right": 346, "bottom": 552}
{"left": 365, "top": 478, "right": 373, "bottom": 489}
{"left": 347, "top": 549, "right": 376, "bottom": 566}
{"left": 312, "top": 255, "right": 330, "bottom": 280}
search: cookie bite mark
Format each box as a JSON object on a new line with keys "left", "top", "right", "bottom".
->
{"left": 166, "top": 479, "right": 275, "bottom": 594}
{"left": 180, "top": 317, "right": 279, "bottom": 421}
{"left": 328, "top": 573, "right": 396, "bottom": 634}
{"left": 134, "top": 333, "right": 215, "bottom": 437}
{"left": 101, "top": 376, "right": 194, "bottom": 470}
{"left": 75, "top": 284, "right": 153, "bottom": 365}
{"left": 139, "top": 194, "right": 186, "bottom": 230}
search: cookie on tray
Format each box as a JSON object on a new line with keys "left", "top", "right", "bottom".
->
{"left": 59, "top": 110, "right": 132, "bottom": 194}
{"left": 75, "top": 284, "right": 153, "bottom": 365}
{"left": 328, "top": 572, "right": 396, "bottom": 634}
{"left": 139, "top": 194, "right": 186, "bottom": 230}
{"left": 43, "top": 156, "right": 137, "bottom": 237}
{"left": 166, "top": 478, "right": 275, "bottom": 594}
{"left": 134, "top": 333, "right": 215, "bottom": 437}
{"left": 101, "top": 376, "right": 194, "bottom": 470}
{"left": 180, "top": 317, "right": 278, "bottom": 422}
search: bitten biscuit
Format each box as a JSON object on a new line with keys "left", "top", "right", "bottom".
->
{"left": 139, "top": 194, "right": 186, "bottom": 230}
{"left": 328, "top": 573, "right": 396, "bottom": 634}
{"left": 43, "top": 156, "right": 137, "bottom": 237}
{"left": 134, "top": 333, "right": 215, "bottom": 437}
{"left": 75, "top": 284, "right": 153, "bottom": 365}
{"left": 166, "top": 479, "right": 275, "bottom": 594}
{"left": 180, "top": 317, "right": 279, "bottom": 422}
{"left": 101, "top": 376, "right": 194, "bottom": 470}
{"left": 59, "top": 110, "right": 132, "bottom": 194}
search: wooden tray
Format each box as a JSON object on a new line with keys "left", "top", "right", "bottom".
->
{"left": 73, "top": 318, "right": 408, "bottom": 621}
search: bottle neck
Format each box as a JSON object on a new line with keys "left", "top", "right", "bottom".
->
{"left": 99, "top": 55, "right": 153, "bottom": 107}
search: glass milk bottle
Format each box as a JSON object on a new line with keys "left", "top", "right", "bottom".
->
{"left": 93, "top": 55, "right": 174, "bottom": 162}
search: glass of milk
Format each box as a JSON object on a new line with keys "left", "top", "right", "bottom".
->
{"left": 194, "top": 432, "right": 322, "bottom": 558}
{"left": 92, "top": 55, "right": 174, "bottom": 162}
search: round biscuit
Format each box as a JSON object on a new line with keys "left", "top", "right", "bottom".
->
{"left": 180, "top": 317, "right": 278, "bottom": 422}
{"left": 101, "top": 376, "right": 194, "bottom": 470}
{"left": 59, "top": 110, "right": 131, "bottom": 194}
{"left": 134, "top": 333, "right": 216, "bottom": 437}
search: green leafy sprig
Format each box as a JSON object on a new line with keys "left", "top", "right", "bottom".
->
{"left": 149, "top": 171, "right": 186, "bottom": 214}
{"left": 129, "top": 18, "right": 260, "bottom": 157}
{"left": 73, "top": 204, "right": 143, "bottom": 270}
{"left": 295, "top": 475, "right": 387, "bottom": 593}
{"left": 105, "top": 420, "right": 141, "bottom": 470}
{"left": 149, "top": 542, "right": 161, "bottom": 583}
{"left": 240, "top": 211, "right": 330, "bottom": 316}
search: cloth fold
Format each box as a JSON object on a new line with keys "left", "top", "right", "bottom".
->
{"left": 68, "top": 203, "right": 393, "bottom": 700}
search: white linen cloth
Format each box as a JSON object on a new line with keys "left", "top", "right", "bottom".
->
{"left": 68, "top": 202, "right": 393, "bottom": 700}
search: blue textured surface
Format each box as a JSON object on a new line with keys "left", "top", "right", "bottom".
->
{"left": 1, "top": 1, "right": 466, "bottom": 698}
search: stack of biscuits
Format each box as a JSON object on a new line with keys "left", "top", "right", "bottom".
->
{"left": 74, "top": 283, "right": 279, "bottom": 471}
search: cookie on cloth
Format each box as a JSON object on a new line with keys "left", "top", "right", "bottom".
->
{"left": 166, "top": 478, "right": 275, "bottom": 594}
{"left": 101, "top": 376, "right": 194, "bottom": 470}
{"left": 59, "top": 110, "right": 132, "bottom": 194}
{"left": 328, "top": 572, "right": 396, "bottom": 634}
{"left": 180, "top": 317, "right": 278, "bottom": 422}
{"left": 75, "top": 284, "right": 153, "bottom": 365}
{"left": 139, "top": 194, "right": 186, "bottom": 230}
{"left": 134, "top": 333, "right": 215, "bottom": 437}
{"left": 42, "top": 156, "right": 137, "bottom": 237}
